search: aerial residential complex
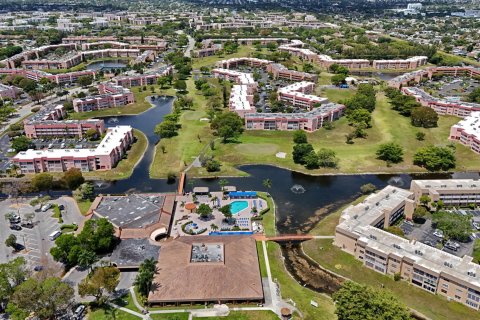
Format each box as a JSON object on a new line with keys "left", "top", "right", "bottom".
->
{"left": 23, "top": 104, "right": 105, "bottom": 138}
{"left": 112, "top": 66, "right": 172, "bottom": 88}
{"left": 335, "top": 181, "right": 480, "bottom": 311}
{"left": 0, "top": 68, "right": 96, "bottom": 85}
{"left": 13, "top": 125, "right": 134, "bottom": 173}
{"left": 73, "top": 83, "right": 135, "bottom": 112}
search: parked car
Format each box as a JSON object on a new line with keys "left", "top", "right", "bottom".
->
{"left": 433, "top": 229, "right": 444, "bottom": 238}
{"left": 33, "top": 265, "right": 44, "bottom": 272}
{"left": 21, "top": 222, "right": 34, "bottom": 229}
{"left": 41, "top": 203, "right": 53, "bottom": 212}
{"left": 444, "top": 241, "right": 460, "bottom": 251}
{"left": 473, "top": 222, "right": 480, "bottom": 230}
{"left": 74, "top": 305, "right": 86, "bottom": 319}
{"left": 10, "top": 224, "right": 22, "bottom": 231}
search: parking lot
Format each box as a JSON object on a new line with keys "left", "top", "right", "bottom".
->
{"left": 400, "top": 215, "right": 476, "bottom": 258}
{"left": 0, "top": 197, "right": 85, "bottom": 271}
{"left": 32, "top": 137, "right": 99, "bottom": 150}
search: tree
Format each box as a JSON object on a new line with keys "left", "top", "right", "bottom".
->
{"left": 197, "top": 203, "right": 213, "bottom": 219}
{"left": 360, "top": 183, "right": 377, "bottom": 194}
{"left": 347, "top": 108, "right": 372, "bottom": 128}
{"left": 292, "top": 130, "right": 307, "bottom": 144}
{"left": 85, "top": 128, "right": 99, "bottom": 140}
{"left": 303, "top": 151, "right": 319, "bottom": 169}
{"left": 205, "top": 159, "right": 221, "bottom": 172}
{"left": 62, "top": 168, "right": 85, "bottom": 190}
{"left": 73, "top": 182, "right": 95, "bottom": 201}
{"left": 7, "top": 277, "right": 74, "bottom": 320}
{"left": 78, "top": 266, "right": 120, "bottom": 305}
{"left": 416, "top": 132, "right": 425, "bottom": 141}
{"left": 433, "top": 211, "right": 472, "bottom": 242}
{"left": 173, "top": 79, "right": 187, "bottom": 92}
{"left": 157, "top": 76, "right": 169, "bottom": 89}
{"left": 413, "top": 145, "right": 456, "bottom": 171}
{"left": 31, "top": 173, "right": 54, "bottom": 192}
{"left": 77, "top": 75, "right": 93, "bottom": 87}
{"left": 134, "top": 258, "right": 157, "bottom": 297}
{"left": 210, "top": 112, "right": 244, "bottom": 143}
{"left": 218, "top": 179, "right": 228, "bottom": 192}
{"left": 376, "top": 142, "right": 404, "bottom": 164}
{"left": 154, "top": 120, "right": 178, "bottom": 138}
{"left": 317, "top": 148, "right": 339, "bottom": 168}
{"left": 77, "top": 218, "right": 116, "bottom": 254}
{"left": 11, "top": 136, "right": 32, "bottom": 152}
{"left": 77, "top": 249, "right": 97, "bottom": 271}
{"left": 333, "top": 281, "right": 411, "bottom": 320}
{"left": 331, "top": 74, "right": 346, "bottom": 86}
{"left": 262, "top": 179, "right": 272, "bottom": 189}
{"left": 413, "top": 206, "right": 429, "bottom": 221}
{"left": 419, "top": 195, "right": 431, "bottom": 207}
{"left": 303, "top": 63, "right": 314, "bottom": 73}
{"left": 411, "top": 106, "right": 438, "bottom": 128}
{"left": 219, "top": 204, "right": 232, "bottom": 219}
{"left": 5, "top": 234, "right": 17, "bottom": 250}
{"left": 292, "top": 143, "right": 314, "bottom": 164}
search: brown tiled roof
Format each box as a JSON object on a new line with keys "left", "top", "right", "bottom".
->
{"left": 148, "top": 236, "right": 264, "bottom": 303}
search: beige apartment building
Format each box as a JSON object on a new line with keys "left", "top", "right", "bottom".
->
{"left": 334, "top": 182, "right": 480, "bottom": 311}
{"left": 410, "top": 179, "right": 480, "bottom": 209}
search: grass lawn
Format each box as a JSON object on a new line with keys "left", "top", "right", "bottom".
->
{"left": 258, "top": 192, "right": 275, "bottom": 237}
{"left": 112, "top": 291, "right": 140, "bottom": 313}
{"left": 207, "top": 92, "right": 480, "bottom": 176}
{"left": 76, "top": 199, "right": 92, "bottom": 216}
{"left": 87, "top": 306, "right": 139, "bottom": 320}
{"left": 70, "top": 85, "right": 174, "bottom": 120}
{"left": 256, "top": 241, "right": 268, "bottom": 278}
{"left": 308, "top": 194, "right": 368, "bottom": 236}
{"left": 303, "top": 239, "right": 480, "bottom": 320}
{"left": 192, "top": 46, "right": 256, "bottom": 69}
{"left": 319, "top": 88, "right": 356, "bottom": 103}
{"left": 150, "top": 77, "right": 217, "bottom": 178}
{"left": 266, "top": 241, "right": 336, "bottom": 320}
{"left": 194, "top": 310, "right": 278, "bottom": 320}
{"left": 82, "top": 129, "right": 148, "bottom": 180}
{"left": 150, "top": 314, "right": 190, "bottom": 320}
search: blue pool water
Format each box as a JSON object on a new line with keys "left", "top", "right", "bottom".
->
{"left": 230, "top": 201, "right": 249, "bottom": 215}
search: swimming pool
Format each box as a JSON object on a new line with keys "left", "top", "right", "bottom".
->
{"left": 230, "top": 201, "right": 249, "bottom": 215}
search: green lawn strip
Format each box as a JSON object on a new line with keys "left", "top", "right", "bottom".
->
{"left": 319, "top": 87, "right": 356, "bottom": 103}
{"left": 209, "top": 92, "right": 479, "bottom": 176}
{"left": 150, "top": 78, "right": 214, "bottom": 178}
{"left": 112, "top": 291, "right": 141, "bottom": 313}
{"left": 69, "top": 86, "right": 175, "bottom": 120}
{"left": 193, "top": 310, "right": 278, "bottom": 320}
{"left": 308, "top": 194, "right": 368, "bottom": 236}
{"left": 257, "top": 192, "right": 275, "bottom": 237}
{"left": 150, "top": 314, "right": 190, "bottom": 320}
{"left": 266, "top": 242, "right": 336, "bottom": 320}
{"left": 82, "top": 129, "right": 148, "bottom": 180}
{"left": 76, "top": 199, "right": 92, "bottom": 216}
{"left": 303, "top": 239, "right": 479, "bottom": 320}
{"left": 256, "top": 241, "right": 268, "bottom": 278}
{"left": 87, "top": 306, "right": 140, "bottom": 320}
{"left": 192, "top": 46, "right": 256, "bottom": 69}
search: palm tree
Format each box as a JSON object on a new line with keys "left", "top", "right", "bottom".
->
{"left": 262, "top": 179, "right": 272, "bottom": 189}
{"left": 210, "top": 223, "right": 218, "bottom": 231}
{"left": 218, "top": 179, "right": 228, "bottom": 192}
{"left": 78, "top": 250, "right": 97, "bottom": 272}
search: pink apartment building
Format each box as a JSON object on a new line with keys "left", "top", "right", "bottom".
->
{"left": 0, "top": 69, "right": 96, "bottom": 85}
{"left": 388, "top": 66, "right": 480, "bottom": 89}
{"left": 73, "top": 83, "right": 135, "bottom": 112}
{"left": 372, "top": 56, "right": 427, "bottom": 70}
{"left": 13, "top": 125, "right": 134, "bottom": 173}
{"left": 112, "top": 66, "right": 172, "bottom": 87}
{"left": 278, "top": 81, "right": 328, "bottom": 110}
{"left": 0, "top": 84, "right": 19, "bottom": 99}
{"left": 229, "top": 85, "right": 255, "bottom": 118}
{"left": 245, "top": 103, "right": 345, "bottom": 132}
{"left": 449, "top": 111, "right": 480, "bottom": 154}
{"left": 266, "top": 63, "right": 318, "bottom": 82}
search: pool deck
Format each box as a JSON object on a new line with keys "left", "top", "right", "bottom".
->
{"left": 171, "top": 191, "right": 268, "bottom": 237}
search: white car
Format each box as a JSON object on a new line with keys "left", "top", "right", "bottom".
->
{"left": 41, "top": 203, "right": 52, "bottom": 212}
{"left": 433, "top": 229, "right": 444, "bottom": 238}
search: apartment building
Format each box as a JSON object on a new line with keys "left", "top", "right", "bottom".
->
{"left": 215, "top": 57, "right": 271, "bottom": 69}
{"left": 13, "top": 125, "right": 134, "bottom": 173}
{"left": 0, "top": 69, "right": 96, "bottom": 85}
{"left": 449, "top": 112, "right": 480, "bottom": 154}
{"left": 0, "top": 84, "right": 19, "bottom": 99}
{"left": 112, "top": 66, "right": 172, "bottom": 88}
{"left": 372, "top": 56, "right": 428, "bottom": 70}
{"left": 317, "top": 54, "right": 370, "bottom": 69}
{"left": 389, "top": 66, "right": 480, "bottom": 89}
{"left": 402, "top": 87, "right": 480, "bottom": 117}
{"left": 334, "top": 184, "right": 480, "bottom": 311}
{"left": 24, "top": 118, "right": 105, "bottom": 139}
{"left": 267, "top": 63, "right": 318, "bottom": 82}
{"left": 212, "top": 68, "right": 257, "bottom": 89}
{"left": 73, "top": 83, "right": 135, "bottom": 112}
{"left": 410, "top": 179, "right": 480, "bottom": 209}
{"left": 245, "top": 103, "right": 345, "bottom": 132}
{"left": 278, "top": 81, "right": 328, "bottom": 110}
{"left": 229, "top": 84, "right": 255, "bottom": 118}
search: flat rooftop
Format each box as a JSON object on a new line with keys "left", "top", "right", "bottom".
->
{"left": 411, "top": 179, "right": 480, "bottom": 192}
{"left": 148, "top": 236, "right": 263, "bottom": 304}
{"left": 108, "top": 238, "right": 160, "bottom": 269}
{"left": 452, "top": 111, "right": 480, "bottom": 138}
{"left": 94, "top": 193, "right": 166, "bottom": 228}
